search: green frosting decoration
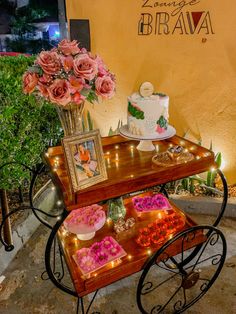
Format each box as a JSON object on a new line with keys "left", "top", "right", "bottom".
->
{"left": 156, "top": 115, "right": 168, "bottom": 129}
{"left": 153, "top": 92, "right": 167, "bottom": 97}
{"left": 128, "top": 101, "right": 144, "bottom": 120}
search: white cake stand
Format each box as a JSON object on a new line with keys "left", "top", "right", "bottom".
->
{"left": 119, "top": 125, "right": 176, "bottom": 151}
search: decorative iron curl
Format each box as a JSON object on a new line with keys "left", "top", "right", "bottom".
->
{"left": 45, "top": 211, "right": 77, "bottom": 297}
{"left": 137, "top": 225, "right": 227, "bottom": 314}
{"left": 191, "top": 230, "right": 222, "bottom": 272}
{"left": 200, "top": 280, "right": 210, "bottom": 292}
{"left": 141, "top": 281, "right": 153, "bottom": 295}
{"left": 209, "top": 232, "right": 220, "bottom": 246}
{"left": 0, "top": 204, "right": 63, "bottom": 251}
{"left": 150, "top": 305, "right": 162, "bottom": 313}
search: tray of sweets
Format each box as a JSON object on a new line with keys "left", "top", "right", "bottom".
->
{"left": 136, "top": 210, "right": 186, "bottom": 248}
{"left": 132, "top": 193, "right": 172, "bottom": 216}
{"left": 73, "top": 236, "right": 127, "bottom": 278}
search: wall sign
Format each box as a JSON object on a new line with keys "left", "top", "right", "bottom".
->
{"left": 138, "top": 0, "right": 214, "bottom": 35}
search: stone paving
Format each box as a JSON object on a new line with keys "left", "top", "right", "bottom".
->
{"left": 0, "top": 214, "right": 236, "bottom": 314}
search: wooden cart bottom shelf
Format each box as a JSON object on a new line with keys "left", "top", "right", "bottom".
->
{"left": 58, "top": 192, "right": 206, "bottom": 297}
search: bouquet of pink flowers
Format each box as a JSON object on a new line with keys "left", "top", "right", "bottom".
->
{"left": 23, "top": 39, "right": 116, "bottom": 107}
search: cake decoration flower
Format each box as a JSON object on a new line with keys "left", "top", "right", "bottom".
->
{"left": 76, "top": 248, "right": 90, "bottom": 262}
{"left": 95, "top": 252, "right": 109, "bottom": 265}
{"left": 79, "top": 255, "right": 96, "bottom": 272}
{"left": 109, "top": 244, "right": 121, "bottom": 256}
{"left": 151, "top": 232, "right": 161, "bottom": 245}
{"left": 90, "top": 242, "right": 102, "bottom": 254}
{"left": 136, "top": 235, "right": 151, "bottom": 247}
{"left": 102, "top": 236, "right": 114, "bottom": 249}
{"left": 139, "top": 228, "right": 151, "bottom": 237}
{"left": 147, "top": 223, "right": 156, "bottom": 233}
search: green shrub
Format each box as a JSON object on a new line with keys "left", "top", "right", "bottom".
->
{"left": 0, "top": 55, "right": 62, "bottom": 190}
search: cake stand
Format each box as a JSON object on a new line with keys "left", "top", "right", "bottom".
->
{"left": 119, "top": 125, "right": 176, "bottom": 151}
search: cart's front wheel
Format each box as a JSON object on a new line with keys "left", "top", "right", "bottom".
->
{"left": 137, "top": 225, "right": 227, "bottom": 314}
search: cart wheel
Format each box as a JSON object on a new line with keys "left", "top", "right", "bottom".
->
{"left": 137, "top": 225, "right": 227, "bottom": 314}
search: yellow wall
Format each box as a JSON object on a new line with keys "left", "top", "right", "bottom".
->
{"left": 66, "top": 0, "right": 236, "bottom": 184}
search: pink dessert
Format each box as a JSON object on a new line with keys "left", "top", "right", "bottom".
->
{"left": 132, "top": 194, "right": 172, "bottom": 213}
{"left": 73, "top": 236, "right": 126, "bottom": 276}
{"left": 64, "top": 204, "right": 106, "bottom": 235}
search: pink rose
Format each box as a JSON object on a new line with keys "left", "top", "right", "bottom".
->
{"left": 95, "top": 76, "right": 115, "bottom": 99}
{"left": 95, "top": 56, "right": 108, "bottom": 77}
{"left": 38, "top": 82, "right": 49, "bottom": 98}
{"left": 48, "top": 79, "right": 71, "bottom": 106}
{"left": 73, "top": 54, "right": 98, "bottom": 80}
{"left": 58, "top": 39, "right": 80, "bottom": 56}
{"left": 36, "top": 51, "right": 61, "bottom": 75}
{"left": 23, "top": 72, "right": 38, "bottom": 94}
{"left": 69, "top": 76, "right": 85, "bottom": 93}
{"left": 60, "top": 55, "right": 73, "bottom": 73}
{"left": 72, "top": 92, "right": 85, "bottom": 105}
{"left": 39, "top": 74, "right": 52, "bottom": 84}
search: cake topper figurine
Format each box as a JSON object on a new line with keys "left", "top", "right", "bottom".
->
{"left": 139, "top": 82, "right": 154, "bottom": 97}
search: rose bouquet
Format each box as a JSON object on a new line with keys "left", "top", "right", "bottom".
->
{"left": 23, "top": 39, "right": 116, "bottom": 107}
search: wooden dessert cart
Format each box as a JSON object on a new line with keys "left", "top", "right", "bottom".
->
{"left": 0, "top": 135, "right": 228, "bottom": 313}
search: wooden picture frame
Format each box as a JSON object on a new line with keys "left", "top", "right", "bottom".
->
{"left": 62, "top": 130, "right": 107, "bottom": 191}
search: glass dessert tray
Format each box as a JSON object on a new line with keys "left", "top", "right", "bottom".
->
{"left": 119, "top": 124, "right": 176, "bottom": 151}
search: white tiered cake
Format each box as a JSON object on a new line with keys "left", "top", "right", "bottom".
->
{"left": 127, "top": 85, "right": 169, "bottom": 137}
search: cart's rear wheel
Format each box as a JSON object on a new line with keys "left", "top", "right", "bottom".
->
{"left": 137, "top": 225, "right": 226, "bottom": 313}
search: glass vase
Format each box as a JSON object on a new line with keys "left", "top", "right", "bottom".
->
{"left": 108, "top": 197, "right": 126, "bottom": 222}
{"left": 56, "top": 101, "right": 85, "bottom": 136}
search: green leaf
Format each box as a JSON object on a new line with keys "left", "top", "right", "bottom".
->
{"left": 215, "top": 152, "right": 222, "bottom": 168}
{"left": 209, "top": 140, "right": 213, "bottom": 151}
{"left": 87, "top": 110, "right": 93, "bottom": 131}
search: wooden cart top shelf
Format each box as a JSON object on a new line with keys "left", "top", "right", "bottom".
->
{"left": 44, "top": 135, "right": 216, "bottom": 208}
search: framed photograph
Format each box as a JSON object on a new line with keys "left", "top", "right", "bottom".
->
{"left": 62, "top": 130, "right": 108, "bottom": 191}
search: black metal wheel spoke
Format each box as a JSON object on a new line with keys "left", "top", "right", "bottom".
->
{"left": 191, "top": 232, "right": 219, "bottom": 272}
{"left": 151, "top": 284, "right": 182, "bottom": 313}
{"left": 141, "top": 272, "right": 181, "bottom": 295}
{"left": 156, "top": 261, "right": 180, "bottom": 274}
{"left": 137, "top": 225, "right": 227, "bottom": 314}
{"left": 170, "top": 256, "right": 188, "bottom": 276}
{"left": 185, "top": 253, "right": 223, "bottom": 272}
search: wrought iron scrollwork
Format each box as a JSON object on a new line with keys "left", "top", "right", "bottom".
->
{"left": 45, "top": 213, "right": 100, "bottom": 314}
{"left": 0, "top": 161, "right": 65, "bottom": 251}
{"left": 137, "top": 225, "right": 227, "bottom": 314}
